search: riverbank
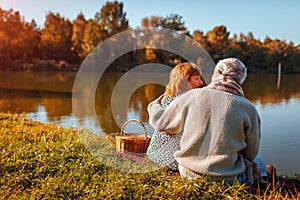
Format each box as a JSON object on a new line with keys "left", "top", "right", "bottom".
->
{"left": 1, "top": 60, "right": 80, "bottom": 72}
{"left": 2, "top": 60, "right": 300, "bottom": 74}
{"left": 0, "top": 112, "right": 298, "bottom": 199}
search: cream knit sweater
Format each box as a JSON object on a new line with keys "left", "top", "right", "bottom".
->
{"left": 148, "top": 88, "right": 260, "bottom": 180}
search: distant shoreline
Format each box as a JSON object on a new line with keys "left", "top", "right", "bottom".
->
{"left": 1, "top": 61, "right": 299, "bottom": 74}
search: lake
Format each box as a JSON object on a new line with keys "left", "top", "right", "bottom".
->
{"left": 1, "top": 70, "right": 299, "bottom": 176}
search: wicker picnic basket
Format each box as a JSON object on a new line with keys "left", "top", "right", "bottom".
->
{"left": 115, "top": 119, "right": 151, "bottom": 153}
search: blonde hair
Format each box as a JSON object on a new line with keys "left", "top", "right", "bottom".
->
{"left": 164, "top": 62, "right": 202, "bottom": 97}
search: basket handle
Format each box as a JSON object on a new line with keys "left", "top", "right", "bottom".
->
{"left": 120, "top": 119, "right": 148, "bottom": 139}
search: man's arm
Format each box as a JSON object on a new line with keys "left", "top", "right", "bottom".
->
{"left": 241, "top": 113, "right": 261, "bottom": 161}
{"left": 147, "top": 98, "right": 186, "bottom": 134}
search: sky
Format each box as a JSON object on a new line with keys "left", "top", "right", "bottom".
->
{"left": 1, "top": 0, "right": 299, "bottom": 45}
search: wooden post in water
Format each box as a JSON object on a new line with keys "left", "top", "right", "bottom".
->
{"left": 277, "top": 62, "right": 281, "bottom": 89}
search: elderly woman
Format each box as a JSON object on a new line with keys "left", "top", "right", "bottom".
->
{"left": 146, "top": 62, "right": 204, "bottom": 172}
{"left": 148, "top": 58, "right": 267, "bottom": 184}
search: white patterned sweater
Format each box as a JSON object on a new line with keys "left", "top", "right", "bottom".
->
{"left": 148, "top": 88, "right": 261, "bottom": 180}
{"left": 146, "top": 95, "right": 182, "bottom": 171}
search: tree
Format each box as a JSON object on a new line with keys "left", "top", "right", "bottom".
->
{"left": 141, "top": 14, "right": 188, "bottom": 34}
{"left": 95, "top": 0, "right": 129, "bottom": 36}
{"left": 22, "top": 20, "right": 41, "bottom": 62}
{"left": 83, "top": 19, "right": 106, "bottom": 54}
{"left": 161, "top": 14, "right": 189, "bottom": 35}
{"left": 139, "top": 14, "right": 189, "bottom": 66}
{"left": 83, "top": 1, "right": 129, "bottom": 54}
{"left": 206, "top": 25, "right": 229, "bottom": 60}
{"left": 141, "top": 16, "right": 160, "bottom": 27}
{"left": 0, "top": 8, "right": 40, "bottom": 68}
{"left": 263, "top": 38, "right": 288, "bottom": 71}
{"left": 0, "top": 8, "right": 22, "bottom": 64}
{"left": 193, "top": 30, "right": 213, "bottom": 54}
{"left": 40, "top": 12, "right": 74, "bottom": 63}
{"left": 71, "top": 13, "right": 87, "bottom": 61}
{"left": 223, "top": 35, "right": 244, "bottom": 62}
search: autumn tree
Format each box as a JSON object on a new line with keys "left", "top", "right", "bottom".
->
{"left": 0, "top": 8, "right": 40, "bottom": 68}
{"left": 222, "top": 33, "right": 243, "bottom": 60}
{"left": 285, "top": 42, "right": 300, "bottom": 73}
{"left": 142, "top": 14, "right": 188, "bottom": 34}
{"left": 243, "top": 33, "right": 268, "bottom": 71}
{"left": 224, "top": 33, "right": 268, "bottom": 71}
{"left": 96, "top": 0, "right": 129, "bottom": 36}
{"left": 140, "top": 14, "right": 189, "bottom": 66}
{"left": 71, "top": 13, "right": 87, "bottom": 61}
{"left": 40, "top": 12, "right": 75, "bottom": 63}
{"left": 193, "top": 30, "right": 213, "bottom": 55}
{"left": 82, "top": 19, "right": 106, "bottom": 54}
{"left": 206, "top": 25, "right": 229, "bottom": 60}
{"left": 22, "top": 20, "right": 41, "bottom": 62}
{"left": 83, "top": 0, "right": 129, "bottom": 55}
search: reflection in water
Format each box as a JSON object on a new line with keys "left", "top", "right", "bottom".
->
{"left": 244, "top": 74, "right": 300, "bottom": 105}
{"left": 0, "top": 70, "right": 75, "bottom": 92}
{"left": 95, "top": 73, "right": 122, "bottom": 133}
{"left": 0, "top": 89, "right": 40, "bottom": 113}
{"left": 129, "top": 84, "right": 165, "bottom": 122}
{"left": 0, "top": 89, "right": 72, "bottom": 120}
{"left": 94, "top": 72, "right": 166, "bottom": 134}
{"left": 0, "top": 71, "right": 300, "bottom": 175}
{"left": 256, "top": 99, "right": 300, "bottom": 176}
{"left": 2, "top": 71, "right": 299, "bottom": 129}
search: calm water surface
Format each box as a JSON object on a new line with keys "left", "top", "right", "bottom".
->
{"left": 1, "top": 70, "right": 300, "bottom": 175}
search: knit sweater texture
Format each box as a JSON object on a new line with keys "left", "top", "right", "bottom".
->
{"left": 148, "top": 88, "right": 261, "bottom": 180}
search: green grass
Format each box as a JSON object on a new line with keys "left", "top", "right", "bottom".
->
{"left": 0, "top": 113, "right": 298, "bottom": 199}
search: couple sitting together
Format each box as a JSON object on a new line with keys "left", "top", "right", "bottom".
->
{"left": 146, "top": 58, "right": 269, "bottom": 185}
